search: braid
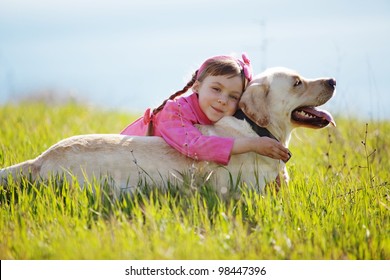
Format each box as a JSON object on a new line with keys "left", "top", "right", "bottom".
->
{"left": 152, "top": 70, "right": 198, "bottom": 115}
{"left": 146, "top": 70, "right": 198, "bottom": 136}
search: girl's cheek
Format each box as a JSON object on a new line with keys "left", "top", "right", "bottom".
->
{"left": 231, "top": 100, "right": 239, "bottom": 108}
{"left": 226, "top": 102, "right": 239, "bottom": 115}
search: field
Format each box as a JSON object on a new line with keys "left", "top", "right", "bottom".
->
{"left": 0, "top": 101, "right": 389, "bottom": 259}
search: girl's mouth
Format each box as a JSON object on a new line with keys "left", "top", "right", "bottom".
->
{"left": 211, "top": 106, "right": 224, "bottom": 114}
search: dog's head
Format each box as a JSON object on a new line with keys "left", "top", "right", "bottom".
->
{"left": 239, "top": 67, "right": 336, "bottom": 131}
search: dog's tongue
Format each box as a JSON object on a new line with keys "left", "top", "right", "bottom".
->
{"left": 292, "top": 106, "right": 336, "bottom": 128}
{"left": 303, "top": 107, "right": 336, "bottom": 127}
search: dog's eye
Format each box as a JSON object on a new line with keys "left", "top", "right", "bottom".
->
{"left": 294, "top": 79, "right": 302, "bottom": 87}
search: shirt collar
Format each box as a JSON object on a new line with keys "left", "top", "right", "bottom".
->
{"left": 187, "top": 92, "right": 213, "bottom": 125}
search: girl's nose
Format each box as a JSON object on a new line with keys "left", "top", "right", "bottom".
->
{"left": 217, "top": 95, "right": 228, "bottom": 105}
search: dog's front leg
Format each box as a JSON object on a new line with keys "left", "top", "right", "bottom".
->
{"left": 265, "top": 165, "right": 289, "bottom": 193}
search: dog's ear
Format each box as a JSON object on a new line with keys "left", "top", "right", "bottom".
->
{"left": 239, "top": 81, "right": 270, "bottom": 127}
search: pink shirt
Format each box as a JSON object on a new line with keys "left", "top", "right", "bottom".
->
{"left": 120, "top": 93, "right": 234, "bottom": 165}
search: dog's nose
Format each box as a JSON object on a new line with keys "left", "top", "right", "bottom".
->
{"left": 327, "top": 78, "right": 336, "bottom": 88}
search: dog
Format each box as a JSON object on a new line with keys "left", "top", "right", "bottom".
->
{"left": 0, "top": 67, "right": 336, "bottom": 195}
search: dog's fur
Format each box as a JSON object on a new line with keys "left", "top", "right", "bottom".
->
{"left": 0, "top": 67, "right": 336, "bottom": 194}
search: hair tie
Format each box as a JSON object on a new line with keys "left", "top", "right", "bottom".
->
{"left": 237, "top": 53, "right": 253, "bottom": 82}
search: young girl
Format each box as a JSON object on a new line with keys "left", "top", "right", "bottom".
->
{"left": 121, "top": 54, "right": 290, "bottom": 165}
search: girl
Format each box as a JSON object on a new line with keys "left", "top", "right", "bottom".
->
{"left": 121, "top": 54, "right": 290, "bottom": 165}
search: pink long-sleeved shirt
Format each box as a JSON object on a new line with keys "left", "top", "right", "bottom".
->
{"left": 120, "top": 93, "right": 235, "bottom": 165}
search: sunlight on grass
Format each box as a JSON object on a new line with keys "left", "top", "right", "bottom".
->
{"left": 0, "top": 102, "right": 389, "bottom": 259}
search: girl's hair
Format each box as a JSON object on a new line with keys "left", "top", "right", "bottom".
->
{"left": 146, "top": 54, "right": 252, "bottom": 135}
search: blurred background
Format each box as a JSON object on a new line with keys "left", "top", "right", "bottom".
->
{"left": 0, "top": 0, "right": 389, "bottom": 120}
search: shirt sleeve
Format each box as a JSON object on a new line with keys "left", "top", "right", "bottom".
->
{"left": 154, "top": 100, "right": 235, "bottom": 165}
{"left": 120, "top": 117, "right": 145, "bottom": 135}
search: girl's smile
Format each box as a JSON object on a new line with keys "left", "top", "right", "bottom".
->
{"left": 211, "top": 105, "right": 224, "bottom": 114}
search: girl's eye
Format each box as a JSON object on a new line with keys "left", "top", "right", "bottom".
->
{"left": 229, "top": 95, "right": 239, "bottom": 101}
{"left": 294, "top": 79, "right": 302, "bottom": 87}
{"left": 212, "top": 87, "right": 221, "bottom": 92}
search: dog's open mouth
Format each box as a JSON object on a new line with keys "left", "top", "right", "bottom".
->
{"left": 292, "top": 107, "right": 335, "bottom": 128}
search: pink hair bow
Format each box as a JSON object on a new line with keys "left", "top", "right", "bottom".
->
{"left": 237, "top": 53, "right": 253, "bottom": 82}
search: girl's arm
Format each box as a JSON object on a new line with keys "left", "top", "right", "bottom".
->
{"left": 155, "top": 100, "right": 235, "bottom": 165}
{"left": 231, "top": 137, "right": 291, "bottom": 162}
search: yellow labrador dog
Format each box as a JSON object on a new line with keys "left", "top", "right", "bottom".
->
{"left": 0, "top": 67, "right": 336, "bottom": 194}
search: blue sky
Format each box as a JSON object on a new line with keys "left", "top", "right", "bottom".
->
{"left": 0, "top": 0, "right": 389, "bottom": 120}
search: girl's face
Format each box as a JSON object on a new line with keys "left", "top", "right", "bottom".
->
{"left": 193, "top": 75, "right": 243, "bottom": 122}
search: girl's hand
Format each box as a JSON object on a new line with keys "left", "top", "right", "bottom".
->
{"left": 253, "top": 137, "right": 291, "bottom": 162}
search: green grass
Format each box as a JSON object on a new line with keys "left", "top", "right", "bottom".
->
{"left": 0, "top": 101, "right": 389, "bottom": 259}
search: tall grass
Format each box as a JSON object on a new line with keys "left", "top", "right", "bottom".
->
{"left": 0, "top": 102, "right": 389, "bottom": 259}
